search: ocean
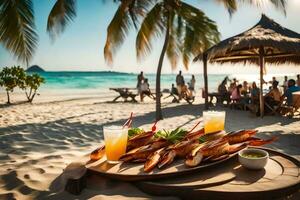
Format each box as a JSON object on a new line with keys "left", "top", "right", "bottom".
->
{"left": 35, "top": 71, "right": 229, "bottom": 93}
{"left": 0, "top": 71, "right": 297, "bottom": 95}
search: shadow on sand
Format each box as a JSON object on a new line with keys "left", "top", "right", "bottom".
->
{"left": 0, "top": 103, "right": 299, "bottom": 159}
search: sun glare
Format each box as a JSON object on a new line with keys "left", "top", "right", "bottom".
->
{"left": 252, "top": 0, "right": 269, "bottom": 7}
{"left": 290, "top": 0, "right": 300, "bottom": 6}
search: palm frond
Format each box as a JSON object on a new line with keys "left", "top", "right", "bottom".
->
{"left": 136, "top": 2, "right": 165, "bottom": 61}
{"left": 215, "top": 0, "right": 237, "bottom": 16}
{"left": 166, "top": 13, "right": 181, "bottom": 70}
{"left": 129, "top": 0, "right": 154, "bottom": 29}
{"left": 177, "top": 2, "right": 220, "bottom": 69}
{"left": 266, "top": 0, "right": 286, "bottom": 15}
{"left": 214, "top": 0, "right": 286, "bottom": 17}
{"left": 0, "top": 0, "right": 38, "bottom": 66}
{"left": 241, "top": 0, "right": 286, "bottom": 15}
{"left": 47, "top": 0, "right": 76, "bottom": 40}
{"left": 182, "top": 26, "right": 194, "bottom": 69}
{"left": 104, "top": 0, "right": 151, "bottom": 65}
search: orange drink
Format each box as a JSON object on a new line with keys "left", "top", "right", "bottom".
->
{"left": 203, "top": 111, "right": 226, "bottom": 134}
{"left": 103, "top": 126, "right": 128, "bottom": 163}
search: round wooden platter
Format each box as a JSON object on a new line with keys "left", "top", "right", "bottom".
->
{"left": 136, "top": 147, "right": 300, "bottom": 200}
{"left": 86, "top": 151, "right": 238, "bottom": 182}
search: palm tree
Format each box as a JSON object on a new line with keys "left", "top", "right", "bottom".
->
{"left": 135, "top": 0, "right": 220, "bottom": 120}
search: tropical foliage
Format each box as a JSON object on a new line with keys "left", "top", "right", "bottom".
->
{"left": 21, "top": 74, "right": 45, "bottom": 103}
{"left": 0, "top": 66, "right": 44, "bottom": 104}
{"left": 0, "top": 0, "right": 287, "bottom": 66}
{"left": 0, "top": 66, "right": 26, "bottom": 104}
{"left": 47, "top": 0, "right": 77, "bottom": 41}
{"left": 0, "top": 0, "right": 38, "bottom": 66}
{"left": 104, "top": 0, "right": 153, "bottom": 65}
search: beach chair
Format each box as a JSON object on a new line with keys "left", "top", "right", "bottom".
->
{"left": 109, "top": 88, "right": 138, "bottom": 103}
{"left": 164, "top": 93, "right": 180, "bottom": 103}
{"left": 164, "top": 90, "right": 194, "bottom": 104}
{"left": 279, "top": 93, "right": 300, "bottom": 117}
{"left": 181, "top": 91, "right": 195, "bottom": 105}
{"left": 141, "top": 89, "right": 157, "bottom": 101}
{"left": 264, "top": 98, "right": 282, "bottom": 116}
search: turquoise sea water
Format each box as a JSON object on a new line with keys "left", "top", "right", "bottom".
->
{"left": 0, "top": 71, "right": 296, "bottom": 94}
{"left": 36, "top": 71, "right": 230, "bottom": 92}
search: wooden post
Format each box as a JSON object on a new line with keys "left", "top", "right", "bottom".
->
{"left": 259, "top": 47, "right": 265, "bottom": 118}
{"left": 203, "top": 53, "right": 209, "bottom": 110}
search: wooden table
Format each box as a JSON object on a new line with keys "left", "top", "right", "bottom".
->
{"left": 135, "top": 147, "right": 300, "bottom": 200}
{"left": 67, "top": 147, "right": 300, "bottom": 199}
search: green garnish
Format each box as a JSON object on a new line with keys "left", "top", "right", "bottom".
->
{"left": 242, "top": 152, "right": 265, "bottom": 158}
{"left": 128, "top": 128, "right": 144, "bottom": 137}
{"left": 155, "top": 128, "right": 187, "bottom": 143}
{"left": 199, "top": 137, "right": 206, "bottom": 143}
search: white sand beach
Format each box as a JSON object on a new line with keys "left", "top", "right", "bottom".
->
{"left": 0, "top": 91, "right": 299, "bottom": 200}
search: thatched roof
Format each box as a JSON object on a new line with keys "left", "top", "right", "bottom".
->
{"left": 195, "top": 14, "right": 300, "bottom": 65}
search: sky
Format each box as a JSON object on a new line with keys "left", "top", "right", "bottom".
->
{"left": 1, "top": 0, "right": 300, "bottom": 74}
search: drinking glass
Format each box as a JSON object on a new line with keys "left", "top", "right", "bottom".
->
{"left": 203, "top": 111, "right": 226, "bottom": 134}
{"left": 103, "top": 125, "right": 128, "bottom": 164}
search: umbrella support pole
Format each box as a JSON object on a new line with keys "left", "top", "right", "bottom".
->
{"left": 203, "top": 53, "right": 209, "bottom": 110}
{"left": 259, "top": 47, "right": 265, "bottom": 118}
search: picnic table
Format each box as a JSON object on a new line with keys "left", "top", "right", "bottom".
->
{"left": 202, "top": 90, "right": 230, "bottom": 107}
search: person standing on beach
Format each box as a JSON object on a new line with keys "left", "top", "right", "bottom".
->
{"left": 188, "top": 75, "right": 196, "bottom": 93}
{"left": 297, "top": 74, "right": 300, "bottom": 87}
{"left": 176, "top": 71, "right": 185, "bottom": 99}
{"left": 232, "top": 78, "right": 238, "bottom": 87}
{"left": 137, "top": 71, "right": 144, "bottom": 94}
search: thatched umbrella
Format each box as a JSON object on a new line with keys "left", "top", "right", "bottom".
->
{"left": 194, "top": 14, "right": 300, "bottom": 117}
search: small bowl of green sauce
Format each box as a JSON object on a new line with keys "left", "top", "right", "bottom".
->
{"left": 238, "top": 148, "right": 269, "bottom": 170}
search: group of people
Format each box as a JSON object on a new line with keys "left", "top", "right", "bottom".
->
{"left": 264, "top": 75, "right": 300, "bottom": 109}
{"left": 217, "top": 74, "right": 300, "bottom": 114}
{"left": 136, "top": 71, "right": 196, "bottom": 102}
{"left": 173, "top": 70, "right": 195, "bottom": 100}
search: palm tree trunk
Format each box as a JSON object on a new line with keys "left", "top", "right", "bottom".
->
{"left": 6, "top": 90, "right": 10, "bottom": 104}
{"left": 155, "top": 12, "right": 171, "bottom": 121}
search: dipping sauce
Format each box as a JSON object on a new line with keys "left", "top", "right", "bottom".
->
{"left": 241, "top": 152, "right": 266, "bottom": 159}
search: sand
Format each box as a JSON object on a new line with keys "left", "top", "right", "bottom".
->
{"left": 0, "top": 90, "right": 299, "bottom": 199}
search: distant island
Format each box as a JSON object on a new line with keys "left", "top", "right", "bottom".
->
{"left": 26, "top": 65, "right": 45, "bottom": 72}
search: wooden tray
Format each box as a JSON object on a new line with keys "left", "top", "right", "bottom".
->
{"left": 136, "top": 147, "right": 300, "bottom": 200}
{"left": 87, "top": 150, "right": 238, "bottom": 181}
